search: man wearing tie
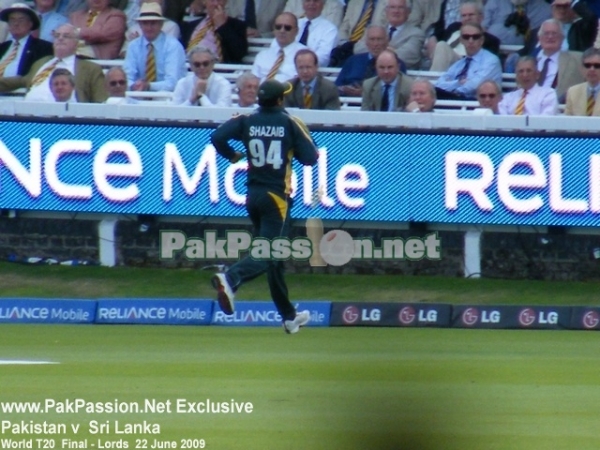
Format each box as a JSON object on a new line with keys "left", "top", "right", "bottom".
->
{"left": 226, "top": 0, "right": 286, "bottom": 37}
{"left": 294, "top": 0, "right": 338, "bottom": 67}
{"left": 361, "top": 48, "right": 413, "bottom": 111}
{"left": 498, "top": 56, "right": 558, "bottom": 115}
{"left": 565, "top": 48, "right": 600, "bottom": 116}
{"left": 0, "top": 3, "right": 53, "bottom": 78}
{"left": 434, "top": 22, "right": 502, "bottom": 100}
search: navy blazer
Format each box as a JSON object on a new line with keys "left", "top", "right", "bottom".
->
{"left": 0, "top": 35, "right": 54, "bottom": 77}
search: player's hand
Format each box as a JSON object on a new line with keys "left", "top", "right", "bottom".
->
{"left": 230, "top": 151, "right": 244, "bottom": 163}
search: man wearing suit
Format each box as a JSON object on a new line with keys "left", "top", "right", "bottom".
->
{"left": 226, "top": 0, "right": 286, "bottom": 37}
{"left": 354, "top": 0, "right": 425, "bottom": 70}
{"left": 69, "top": 0, "right": 126, "bottom": 59}
{"left": 181, "top": 0, "right": 248, "bottom": 64}
{"left": 565, "top": 47, "right": 600, "bottom": 116}
{"left": 534, "top": 18, "right": 583, "bottom": 102}
{"left": 429, "top": 1, "right": 500, "bottom": 71}
{"left": 0, "top": 23, "right": 107, "bottom": 102}
{"left": 0, "top": 3, "right": 54, "bottom": 78}
{"left": 284, "top": 48, "right": 340, "bottom": 110}
{"left": 361, "top": 49, "right": 413, "bottom": 111}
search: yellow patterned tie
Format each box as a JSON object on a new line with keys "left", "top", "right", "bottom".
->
{"left": 303, "top": 85, "right": 312, "bottom": 108}
{"left": 86, "top": 10, "right": 98, "bottom": 27}
{"left": 187, "top": 18, "right": 212, "bottom": 52}
{"left": 215, "top": 33, "right": 223, "bottom": 62}
{"left": 349, "top": 0, "right": 374, "bottom": 42}
{"left": 587, "top": 91, "right": 596, "bottom": 116}
{"left": 145, "top": 43, "right": 156, "bottom": 82}
{"left": 30, "top": 58, "right": 59, "bottom": 86}
{"left": 514, "top": 89, "right": 527, "bottom": 115}
{"left": 0, "top": 41, "right": 19, "bottom": 77}
{"left": 266, "top": 49, "right": 284, "bottom": 80}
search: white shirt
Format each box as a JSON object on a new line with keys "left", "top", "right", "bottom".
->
{"left": 251, "top": 41, "right": 306, "bottom": 83}
{"left": 537, "top": 51, "right": 559, "bottom": 89}
{"left": 172, "top": 72, "right": 233, "bottom": 107}
{"left": 295, "top": 16, "right": 338, "bottom": 67}
{"left": 25, "top": 55, "right": 77, "bottom": 102}
{"left": 498, "top": 84, "right": 558, "bottom": 116}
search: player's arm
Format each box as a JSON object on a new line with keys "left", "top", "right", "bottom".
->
{"left": 289, "top": 116, "right": 319, "bottom": 166}
{"left": 210, "top": 115, "right": 246, "bottom": 162}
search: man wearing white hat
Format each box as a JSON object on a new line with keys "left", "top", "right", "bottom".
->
{"left": 0, "top": 3, "right": 54, "bottom": 78}
{"left": 123, "top": 2, "right": 186, "bottom": 92}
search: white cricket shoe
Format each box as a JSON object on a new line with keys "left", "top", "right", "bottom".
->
{"left": 283, "top": 310, "right": 311, "bottom": 334}
{"left": 211, "top": 273, "right": 235, "bottom": 315}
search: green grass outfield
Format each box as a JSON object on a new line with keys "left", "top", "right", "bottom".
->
{"left": 1, "top": 325, "right": 599, "bottom": 450}
{"left": 1, "top": 263, "right": 600, "bottom": 449}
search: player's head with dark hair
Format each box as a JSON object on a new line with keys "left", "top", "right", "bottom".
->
{"left": 257, "top": 79, "right": 292, "bottom": 107}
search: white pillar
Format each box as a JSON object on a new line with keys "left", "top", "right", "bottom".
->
{"left": 98, "top": 219, "right": 118, "bottom": 267}
{"left": 464, "top": 229, "right": 482, "bottom": 278}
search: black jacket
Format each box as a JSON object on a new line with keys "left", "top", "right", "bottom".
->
{"left": 0, "top": 35, "right": 53, "bottom": 77}
{"left": 180, "top": 16, "right": 248, "bottom": 64}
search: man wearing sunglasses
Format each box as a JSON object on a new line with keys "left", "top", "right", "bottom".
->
{"left": 172, "top": 46, "right": 232, "bottom": 106}
{"left": 565, "top": 47, "right": 600, "bottom": 116}
{"left": 251, "top": 12, "right": 306, "bottom": 82}
{"left": 434, "top": 22, "right": 502, "bottom": 100}
{"left": 475, "top": 79, "right": 502, "bottom": 114}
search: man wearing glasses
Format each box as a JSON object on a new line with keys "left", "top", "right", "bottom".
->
{"left": 475, "top": 79, "right": 502, "bottom": 114}
{"left": 172, "top": 46, "right": 232, "bottom": 106}
{"left": 565, "top": 47, "right": 600, "bottom": 116}
{"left": 251, "top": 12, "right": 306, "bottom": 82}
{"left": 434, "top": 22, "right": 502, "bottom": 100}
{"left": 0, "top": 23, "right": 107, "bottom": 102}
{"left": 0, "top": 3, "right": 53, "bottom": 78}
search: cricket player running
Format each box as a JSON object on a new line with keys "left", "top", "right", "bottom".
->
{"left": 210, "top": 79, "right": 319, "bottom": 334}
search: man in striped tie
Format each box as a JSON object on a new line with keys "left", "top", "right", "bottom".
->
{"left": 123, "top": 2, "right": 186, "bottom": 92}
{"left": 498, "top": 55, "right": 557, "bottom": 115}
{"left": 283, "top": 48, "right": 340, "bottom": 110}
{"left": 251, "top": 12, "right": 306, "bottom": 82}
{"left": 180, "top": 0, "right": 247, "bottom": 63}
{"left": 0, "top": 23, "right": 107, "bottom": 102}
{"left": 0, "top": 3, "right": 53, "bottom": 78}
{"left": 565, "top": 47, "right": 600, "bottom": 116}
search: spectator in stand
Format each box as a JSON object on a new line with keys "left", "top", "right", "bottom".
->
{"left": 0, "top": 24, "right": 107, "bottom": 102}
{"left": 69, "top": 0, "right": 126, "bottom": 59}
{"left": 0, "top": 3, "right": 54, "bottom": 78}
{"left": 532, "top": 18, "right": 583, "bottom": 102}
{"left": 49, "top": 67, "right": 75, "bottom": 101}
{"left": 104, "top": 66, "right": 140, "bottom": 104}
{"left": 235, "top": 71, "right": 259, "bottom": 107}
{"left": 475, "top": 79, "right": 503, "bottom": 114}
{"left": 565, "top": 47, "right": 600, "bottom": 116}
{"left": 56, "top": 0, "right": 87, "bottom": 16}
{"left": 162, "top": 0, "right": 189, "bottom": 24}
{"left": 172, "top": 46, "right": 232, "bottom": 107}
{"left": 251, "top": 12, "right": 306, "bottom": 82}
{"left": 226, "top": 0, "right": 286, "bottom": 37}
{"left": 121, "top": 0, "right": 180, "bottom": 57}
{"left": 428, "top": 0, "right": 500, "bottom": 72}
{"left": 407, "top": 0, "right": 462, "bottom": 39}
{"left": 499, "top": 56, "right": 558, "bottom": 115}
{"left": 33, "top": 0, "right": 69, "bottom": 42}
{"left": 405, "top": 78, "right": 436, "bottom": 112}
{"left": 354, "top": 0, "right": 424, "bottom": 70}
{"left": 284, "top": 0, "right": 344, "bottom": 28}
{"left": 361, "top": 49, "right": 413, "bottom": 111}
{"left": 482, "top": 0, "right": 551, "bottom": 47}
{"left": 336, "top": 25, "right": 398, "bottom": 97}
{"left": 180, "top": 0, "right": 248, "bottom": 64}
{"left": 284, "top": 48, "right": 340, "bottom": 109}
{"left": 123, "top": 2, "right": 186, "bottom": 92}
{"left": 329, "top": 0, "right": 388, "bottom": 67}
{"left": 293, "top": 0, "right": 338, "bottom": 67}
{"left": 434, "top": 22, "right": 502, "bottom": 100}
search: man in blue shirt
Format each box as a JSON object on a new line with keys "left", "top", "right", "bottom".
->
{"left": 434, "top": 22, "right": 502, "bottom": 100}
{"left": 123, "top": 2, "right": 186, "bottom": 92}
